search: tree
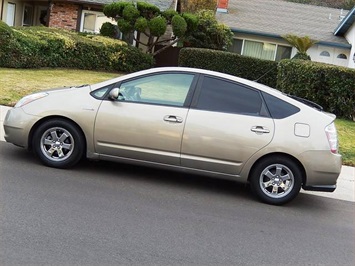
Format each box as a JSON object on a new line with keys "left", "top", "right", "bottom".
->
{"left": 103, "top": 1, "right": 198, "bottom": 56}
{"left": 185, "top": 10, "right": 233, "bottom": 51}
{"left": 282, "top": 34, "right": 317, "bottom": 60}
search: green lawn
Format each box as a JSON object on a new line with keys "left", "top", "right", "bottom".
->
{"left": 0, "top": 68, "right": 354, "bottom": 166}
{"left": 0, "top": 68, "right": 120, "bottom": 106}
{"left": 335, "top": 119, "right": 355, "bottom": 166}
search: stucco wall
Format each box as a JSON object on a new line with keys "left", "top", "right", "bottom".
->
{"left": 308, "top": 44, "right": 350, "bottom": 67}
{"left": 345, "top": 23, "right": 355, "bottom": 68}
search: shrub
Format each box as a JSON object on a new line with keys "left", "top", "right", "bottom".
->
{"left": 171, "top": 15, "right": 187, "bottom": 37}
{"left": 148, "top": 16, "right": 167, "bottom": 37}
{"left": 0, "top": 21, "right": 13, "bottom": 44}
{"left": 179, "top": 48, "right": 278, "bottom": 87}
{"left": 0, "top": 26, "right": 153, "bottom": 72}
{"left": 100, "top": 22, "right": 117, "bottom": 38}
{"left": 162, "top": 9, "right": 179, "bottom": 23}
{"left": 277, "top": 60, "right": 355, "bottom": 119}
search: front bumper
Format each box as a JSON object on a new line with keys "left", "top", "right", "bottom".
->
{"left": 3, "top": 107, "right": 39, "bottom": 148}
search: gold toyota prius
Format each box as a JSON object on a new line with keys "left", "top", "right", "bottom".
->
{"left": 3, "top": 67, "right": 342, "bottom": 205}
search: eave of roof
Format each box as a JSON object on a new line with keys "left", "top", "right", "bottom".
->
{"left": 231, "top": 28, "right": 352, "bottom": 49}
{"left": 334, "top": 6, "right": 355, "bottom": 36}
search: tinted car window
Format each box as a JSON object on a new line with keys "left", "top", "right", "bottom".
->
{"left": 119, "top": 73, "right": 195, "bottom": 107}
{"left": 262, "top": 92, "right": 300, "bottom": 119}
{"left": 196, "top": 77, "right": 262, "bottom": 115}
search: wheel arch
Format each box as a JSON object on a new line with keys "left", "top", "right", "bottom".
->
{"left": 28, "top": 116, "right": 87, "bottom": 156}
{"left": 247, "top": 152, "right": 307, "bottom": 185}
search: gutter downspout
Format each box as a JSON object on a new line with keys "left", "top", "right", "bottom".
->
{"left": 46, "top": 0, "right": 52, "bottom": 27}
{"left": 1, "top": 0, "right": 5, "bottom": 20}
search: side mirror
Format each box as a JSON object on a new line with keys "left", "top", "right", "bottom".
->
{"left": 109, "top": 88, "right": 119, "bottom": 100}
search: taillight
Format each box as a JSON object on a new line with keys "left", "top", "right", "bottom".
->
{"left": 325, "top": 122, "right": 338, "bottom": 154}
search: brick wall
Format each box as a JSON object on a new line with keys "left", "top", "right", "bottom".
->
{"left": 49, "top": 3, "right": 80, "bottom": 31}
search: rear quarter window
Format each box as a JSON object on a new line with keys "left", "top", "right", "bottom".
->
{"left": 262, "top": 92, "right": 300, "bottom": 119}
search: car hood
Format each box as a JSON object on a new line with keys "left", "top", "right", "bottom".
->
{"left": 43, "top": 84, "right": 91, "bottom": 93}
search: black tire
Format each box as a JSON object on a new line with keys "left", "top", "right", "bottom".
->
{"left": 32, "top": 119, "right": 84, "bottom": 168}
{"left": 250, "top": 156, "right": 302, "bottom": 205}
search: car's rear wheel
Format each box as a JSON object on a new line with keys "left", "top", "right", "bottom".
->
{"left": 250, "top": 156, "right": 302, "bottom": 205}
{"left": 32, "top": 119, "right": 84, "bottom": 168}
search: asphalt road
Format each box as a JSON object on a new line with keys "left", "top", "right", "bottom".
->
{"left": 0, "top": 141, "right": 354, "bottom": 265}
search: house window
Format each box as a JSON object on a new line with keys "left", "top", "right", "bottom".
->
{"left": 6, "top": 3, "right": 16, "bottom": 26}
{"left": 230, "top": 39, "right": 292, "bottom": 61}
{"left": 320, "top": 51, "right": 330, "bottom": 57}
{"left": 243, "top": 40, "right": 276, "bottom": 61}
{"left": 230, "top": 39, "right": 243, "bottom": 54}
{"left": 23, "top": 5, "right": 33, "bottom": 26}
{"left": 337, "top": 53, "right": 347, "bottom": 59}
{"left": 80, "top": 10, "right": 115, "bottom": 34}
{"left": 275, "top": 45, "right": 292, "bottom": 61}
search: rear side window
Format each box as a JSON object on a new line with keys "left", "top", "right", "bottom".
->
{"left": 262, "top": 92, "right": 300, "bottom": 119}
{"left": 196, "top": 77, "right": 263, "bottom": 115}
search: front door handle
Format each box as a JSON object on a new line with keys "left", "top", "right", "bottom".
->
{"left": 251, "top": 126, "right": 270, "bottom": 134}
{"left": 164, "top": 115, "right": 183, "bottom": 123}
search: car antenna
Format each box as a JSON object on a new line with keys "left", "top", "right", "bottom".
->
{"left": 253, "top": 65, "right": 278, "bottom": 83}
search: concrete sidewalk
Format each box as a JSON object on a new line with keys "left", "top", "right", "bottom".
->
{"left": 1, "top": 105, "right": 354, "bottom": 202}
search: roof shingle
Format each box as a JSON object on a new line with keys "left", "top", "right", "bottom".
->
{"left": 215, "top": 0, "right": 349, "bottom": 46}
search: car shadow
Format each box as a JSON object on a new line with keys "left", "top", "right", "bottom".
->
{"left": 76, "top": 158, "right": 253, "bottom": 200}
{"left": 2, "top": 142, "right": 349, "bottom": 210}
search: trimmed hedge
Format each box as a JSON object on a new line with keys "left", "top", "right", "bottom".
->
{"left": 278, "top": 60, "right": 355, "bottom": 119}
{"left": 0, "top": 23, "right": 153, "bottom": 72}
{"left": 179, "top": 47, "right": 355, "bottom": 119}
{"left": 178, "top": 47, "right": 278, "bottom": 87}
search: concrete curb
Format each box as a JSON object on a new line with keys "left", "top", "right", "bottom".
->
{"left": 1, "top": 105, "right": 354, "bottom": 202}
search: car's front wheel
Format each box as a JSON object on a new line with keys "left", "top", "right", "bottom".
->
{"left": 250, "top": 156, "right": 302, "bottom": 205}
{"left": 32, "top": 119, "right": 84, "bottom": 168}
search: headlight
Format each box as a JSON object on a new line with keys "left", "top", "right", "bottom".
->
{"left": 15, "top": 92, "right": 49, "bottom": 108}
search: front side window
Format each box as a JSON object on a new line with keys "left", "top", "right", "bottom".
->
{"left": 196, "top": 77, "right": 263, "bottom": 115}
{"left": 118, "top": 73, "right": 195, "bottom": 107}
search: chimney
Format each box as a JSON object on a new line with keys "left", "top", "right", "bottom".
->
{"left": 217, "top": 0, "right": 229, "bottom": 13}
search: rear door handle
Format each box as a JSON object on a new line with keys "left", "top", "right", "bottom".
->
{"left": 164, "top": 115, "right": 183, "bottom": 123}
{"left": 251, "top": 126, "right": 270, "bottom": 134}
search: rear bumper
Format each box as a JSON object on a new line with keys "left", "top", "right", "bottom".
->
{"left": 300, "top": 150, "right": 342, "bottom": 191}
{"left": 302, "top": 184, "right": 336, "bottom": 192}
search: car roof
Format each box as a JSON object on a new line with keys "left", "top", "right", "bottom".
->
{"left": 90, "top": 66, "right": 307, "bottom": 109}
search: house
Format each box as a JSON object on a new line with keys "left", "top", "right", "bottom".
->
{"left": 0, "top": 0, "right": 177, "bottom": 33}
{"left": 216, "top": 0, "right": 355, "bottom": 68}
{"left": 334, "top": 6, "right": 355, "bottom": 68}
